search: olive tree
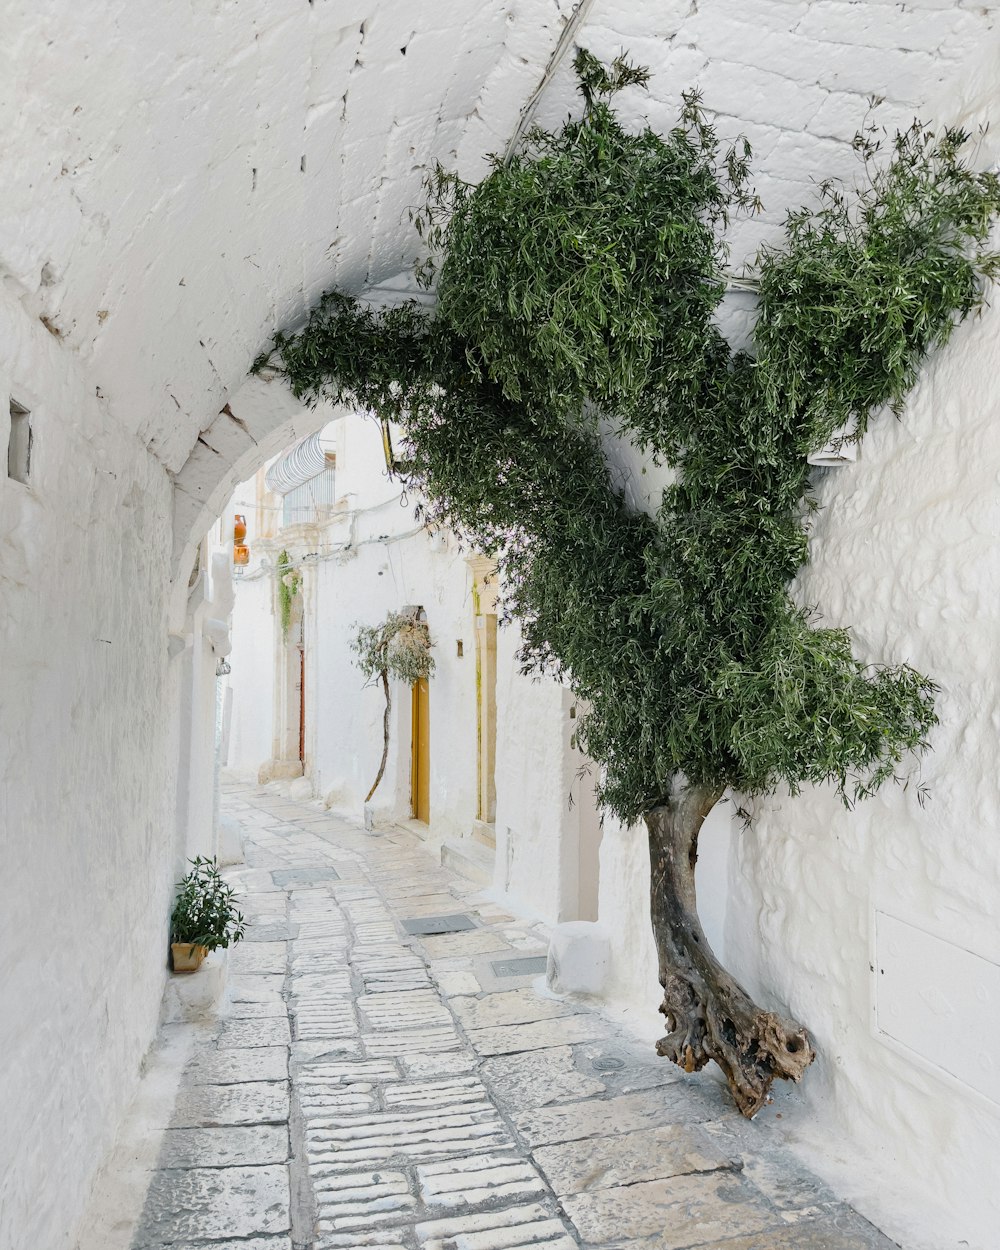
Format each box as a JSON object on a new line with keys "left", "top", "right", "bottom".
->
{"left": 351, "top": 610, "right": 434, "bottom": 803}
{"left": 255, "top": 53, "right": 1000, "bottom": 1116}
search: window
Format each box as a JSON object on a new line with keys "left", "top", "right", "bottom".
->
{"left": 281, "top": 465, "right": 337, "bottom": 528}
{"left": 7, "top": 399, "right": 31, "bottom": 484}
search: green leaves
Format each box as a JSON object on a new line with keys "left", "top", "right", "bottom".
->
{"left": 277, "top": 549, "right": 300, "bottom": 637}
{"left": 425, "top": 67, "right": 750, "bottom": 428}
{"left": 258, "top": 53, "right": 998, "bottom": 824}
{"left": 169, "top": 856, "right": 246, "bottom": 952}
{"left": 351, "top": 611, "right": 435, "bottom": 686}
{"left": 754, "top": 119, "right": 1000, "bottom": 454}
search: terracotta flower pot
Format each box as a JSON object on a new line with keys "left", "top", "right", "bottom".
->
{"left": 171, "top": 942, "right": 209, "bottom": 972}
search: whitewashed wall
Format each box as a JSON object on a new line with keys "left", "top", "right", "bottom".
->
{"left": 0, "top": 287, "right": 177, "bottom": 1250}
{"left": 722, "top": 305, "right": 1000, "bottom": 1250}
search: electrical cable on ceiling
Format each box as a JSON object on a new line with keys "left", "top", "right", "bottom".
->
{"left": 502, "top": 0, "right": 598, "bottom": 167}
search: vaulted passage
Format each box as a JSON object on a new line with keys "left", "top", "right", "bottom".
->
{"left": 5, "top": 2, "right": 1000, "bottom": 1248}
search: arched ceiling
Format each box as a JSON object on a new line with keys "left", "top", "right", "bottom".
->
{"left": 1, "top": 0, "right": 576, "bottom": 474}
{"left": 4, "top": 0, "right": 1000, "bottom": 603}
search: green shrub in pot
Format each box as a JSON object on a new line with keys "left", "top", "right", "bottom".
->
{"left": 169, "top": 856, "right": 246, "bottom": 971}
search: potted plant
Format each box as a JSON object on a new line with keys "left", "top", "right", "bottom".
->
{"left": 169, "top": 856, "right": 246, "bottom": 972}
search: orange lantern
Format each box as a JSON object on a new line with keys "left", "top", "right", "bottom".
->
{"left": 233, "top": 514, "right": 249, "bottom": 566}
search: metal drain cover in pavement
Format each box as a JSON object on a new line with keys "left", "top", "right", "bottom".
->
{"left": 490, "top": 955, "right": 549, "bottom": 977}
{"left": 591, "top": 1055, "right": 626, "bottom": 1072}
{"left": 271, "top": 867, "right": 340, "bottom": 886}
{"left": 402, "top": 913, "right": 477, "bottom": 936}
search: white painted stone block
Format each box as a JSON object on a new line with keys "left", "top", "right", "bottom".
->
{"left": 545, "top": 923, "right": 610, "bottom": 997}
{"left": 162, "top": 950, "right": 229, "bottom": 1024}
{"left": 218, "top": 813, "right": 245, "bottom": 867}
{"left": 289, "top": 776, "right": 315, "bottom": 802}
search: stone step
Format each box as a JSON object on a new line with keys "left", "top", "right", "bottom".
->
{"left": 440, "top": 837, "right": 494, "bottom": 887}
{"left": 471, "top": 820, "right": 496, "bottom": 849}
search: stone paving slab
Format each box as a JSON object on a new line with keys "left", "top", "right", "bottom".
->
{"left": 186, "top": 1045, "right": 289, "bottom": 1085}
{"left": 481, "top": 1047, "right": 606, "bottom": 1112}
{"left": 433, "top": 967, "right": 483, "bottom": 995}
{"left": 363, "top": 1027, "right": 466, "bottom": 1057}
{"left": 515, "top": 1084, "right": 729, "bottom": 1149}
{"left": 467, "top": 1015, "right": 617, "bottom": 1057}
{"left": 451, "top": 988, "right": 580, "bottom": 1030}
{"left": 171, "top": 1080, "right": 289, "bottom": 1128}
{"left": 292, "top": 1039, "right": 365, "bottom": 1063}
{"left": 159, "top": 1124, "right": 289, "bottom": 1168}
{"left": 416, "top": 1204, "right": 577, "bottom": 1250}
{"left": 683, "top": 1208, "right": 901, "bottom": 1249}
{"left": 244, "top": 923, "right": 298, "bottom": 942}
{"left": 732, "top": 1143, "right": 842, "bottom": 1214}
{"left": 218, "top": 1016, "right": 292, "bottom": 1048}
{"left": 121, "top": 784, "right": 902, "bottom": 1250}
{"left": 226, "top": 997, "right": 289, "bottom": 1019}
{"left": 313, "top": 1168, "right": 417, "bottom": 1233}
{"left": 418, "top": 930, "right": 517, "bottom": 958}
{"left": 228, "top": 972, "right": 287, "bottom": 996}
{"left": 532, "top": 1123, "right": 738, "bottom": 1195}
{"left": 316, "top": 1234, "right": 410, "bottom": 1250}
{"left": 416, "top": 1153, "right": 548, "bottom": 1208}
{"left": 402, "top": 1051, "right": 480, "bottom": 1079}
{"left": 150, "top": 1240, "right": 292, "bottom": 1250}
{"left": 134, "top": 1165, "right": 290, "bottom": 1243}
{"left": 561, "top": 1172, "right": 779, "bottom": 1248}
{"left": 228, "top": 941, "right": 289, "bottom": 974}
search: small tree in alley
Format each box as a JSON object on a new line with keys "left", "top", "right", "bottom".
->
{"left": 351, "top": 610, "right": 434, "bottom": 803}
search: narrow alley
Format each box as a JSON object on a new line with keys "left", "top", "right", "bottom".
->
{"left": 86, "top": 785, "right": 898, "bottom": 1250}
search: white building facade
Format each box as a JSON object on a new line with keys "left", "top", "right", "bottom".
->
{"left": 223, "top": 411, "right": 606, "bottom": 929}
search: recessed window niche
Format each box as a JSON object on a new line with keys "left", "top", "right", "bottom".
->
{"left": 7, "top": 398, "right": 32, "bottom": 484}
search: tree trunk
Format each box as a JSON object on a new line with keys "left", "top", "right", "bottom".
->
{"left": 365, "top": 670, "right": 392, "bottom": 803}
{"left": 645, "top": 785, "right": 815, "bottom": 1118}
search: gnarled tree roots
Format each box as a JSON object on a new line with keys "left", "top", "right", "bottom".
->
{"left": 645, "top": 786, "right": 815, "bottom": 1118}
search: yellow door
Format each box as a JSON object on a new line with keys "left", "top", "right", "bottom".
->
{"left": 411, "top": 677, "right": 430, "bottom": 823}
{"left": 476, "top": 612, "right": 498, "bottom": 825}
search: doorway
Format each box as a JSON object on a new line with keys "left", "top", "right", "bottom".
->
{"left": 410, "top": 676, "right": 430, "bottom": 823}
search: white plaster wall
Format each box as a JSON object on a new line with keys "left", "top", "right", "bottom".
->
{"left": 0, "top": 287, "right": 177, "bottom": 1249}
{"left": 721, "top": 302, "right": 1000, "bottom": 1250}
{"left": 225, "top": 414, "right": 593, "bottom": 903}
{"left": 224, "top": 486, "right": 279, "bottom": 783}
{"left": 0, "top": 0, "right": 573, "bottom": 482}
{"left": 493, "top": 636, "right": 604, "bottom": 926}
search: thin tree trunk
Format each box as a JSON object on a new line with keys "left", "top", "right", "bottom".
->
{"left": 365, "top": 670, "right": 392, "bottom": 803}
{"left": 645, "top": 784, "right": 815, "bottom": 1117}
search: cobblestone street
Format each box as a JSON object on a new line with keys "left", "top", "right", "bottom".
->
{"left": 120, "top": 785, "right": 899, "bottom": 1250}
